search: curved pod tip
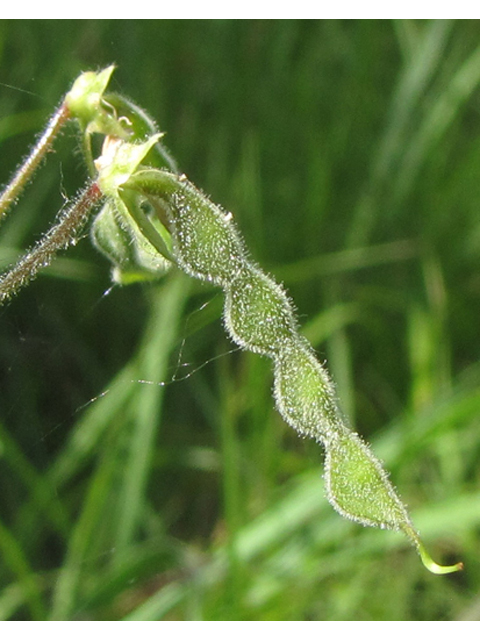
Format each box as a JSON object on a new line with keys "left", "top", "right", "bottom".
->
{"left": 418, "top": 544, "right": 464, "bottom": 575}
{"left": 404, "top": 524, "right": 463, "bottom": 575}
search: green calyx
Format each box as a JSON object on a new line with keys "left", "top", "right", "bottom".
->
{"left": 96, "top": 135, "right": 162, "bottom": 198}
{"left": 91, "top": 198, "right": 171, "bottom": 284}
{"left": 65, "top": 65, "right": 127, "bottom": 138}
{"left": 91, "top": 135, "right": 173, "bottom": 281}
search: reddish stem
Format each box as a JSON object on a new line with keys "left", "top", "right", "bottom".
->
{"left": 0, "top": 182, "right": 103, "bottom": 304}
{"left": 0, "top": 101, "right": 71, "bottom": 220}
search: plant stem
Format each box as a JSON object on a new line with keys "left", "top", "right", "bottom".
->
{"left": 0, "top": 102, "right": 70, "bottom": 221}
{"left": 0, "top": 182, "right": 102, "bottom": 304}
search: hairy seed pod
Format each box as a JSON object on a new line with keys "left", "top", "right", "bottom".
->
{"left": 123, "top": 162, "right": 462, "bottom": 573}
{"left": 224, "top": 264, "right": 298, "bottom": 356}
{"left": 324, "top": 429, "right": 413, "bottom": 531}
{"left": 273, "top": 339, "right": 342, "bottom": 441}
{"left": 128, "top": 170, "right": 248, "bottom": 285}
{"left": 131, "top": 168, "right": 421, "bottom": 534}
{"left": 169, "top": 186, "right": 247, "bottom": 285}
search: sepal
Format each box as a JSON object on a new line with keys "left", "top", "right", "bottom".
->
{"left": 91, "top": 199, "right": 171, "bottom": 285}
{"left": 95, "top": 135, "right": 162, "bottom": 198}
{"left": 65, "top": 66, "right": 126, "bottom": 138}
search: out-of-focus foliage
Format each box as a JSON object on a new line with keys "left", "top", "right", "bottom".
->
{"left": 0, "top": 19, "right": 479, "bottom": 620}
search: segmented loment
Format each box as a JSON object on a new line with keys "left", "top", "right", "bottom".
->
{"left": 126, "top": 168, "right": 422, "bottom": 543}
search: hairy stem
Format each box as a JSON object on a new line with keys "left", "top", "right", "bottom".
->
{"left": 0, "top": 102, "right": 70, "bottom": 221}
{"left": 0, "top": 182, "right": 102, "bottom": 303}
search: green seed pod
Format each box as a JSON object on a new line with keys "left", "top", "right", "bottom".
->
{"left": 324, "top": 429, "right": 463, "bottom": 573}
{"left": 126, "top": 169, "right": 248, "bottom": 285}
{"left": 167, "top": 184, "right": 247, "bottom": 285}
{"left": 273, "top": 339, "right": 341, "bottom": 441}
{"left": 121, "top": 145, "right": 463, "bottom": 574}
{"left": 224, "top": 264, "right": 298, "bottom": 356}
{"left": 324, "top": 428, "right": 413, "bottom": 531}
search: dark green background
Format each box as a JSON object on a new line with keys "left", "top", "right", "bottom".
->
{"left": 0, "top": 19, "right": 479, "bottom": 620}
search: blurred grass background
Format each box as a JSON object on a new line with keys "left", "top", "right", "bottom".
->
{"left": 0, "top": 19, "right": 480, "bottom": 620}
